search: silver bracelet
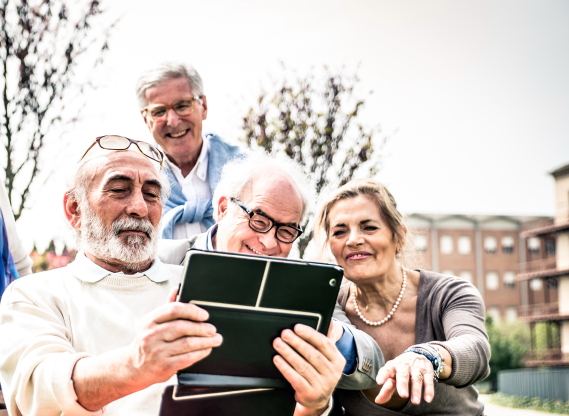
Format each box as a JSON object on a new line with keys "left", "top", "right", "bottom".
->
{"left": 403, "top": 343, "right": 445, "bottom": 380}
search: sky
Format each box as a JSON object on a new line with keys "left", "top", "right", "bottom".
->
{"left": 11, "top": 0, "right": 569, "bottom": 252}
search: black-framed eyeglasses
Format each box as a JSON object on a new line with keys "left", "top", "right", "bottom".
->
{"left": 143, "top": 96, "right": 203, "bottom": 122}
{"left": 231, "top": 197, "right": 303, "bottom": 244}
{"left": 80, "top": 135, "right": 164, "bottom": 169}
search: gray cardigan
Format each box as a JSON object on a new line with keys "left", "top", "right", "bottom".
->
{"left": 335, "top": 270, "right": 490, "bottom": 415}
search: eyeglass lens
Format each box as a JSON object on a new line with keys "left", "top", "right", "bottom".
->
{"left": 249, "top": 213, "right": 299, "bottom": 243}
{"left": 147, "top": 99, "right": 195, "bottom": 120}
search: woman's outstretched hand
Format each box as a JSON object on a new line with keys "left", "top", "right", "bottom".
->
{"left": 375, "top": 351, "right": 436, "bottom": 406}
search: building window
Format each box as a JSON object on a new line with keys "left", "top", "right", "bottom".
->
{"left": 505, "top": 306, "right": 518, "bottom": 323}
{"left": 458, "top": 236, "right": 471, "bottom": 255}
{"left": 530, "top": 278, "right": 543, "bottom": 291}
{"left": 440, "top": 235, "right": 453, "bottom": 254}
{"left": 484, "top": 236, "right": 497, "bottom": 253}
{"left": 502, "top": 236, "right": 515, "bottom": 254}
{"left": 442, "top": 270, "right": 454, "bottom": 277}
{"left": 415, "top": 234, "right": 427, "bottom": 252}
{"left": 528, "top": 237, "right": 540, "bottom": 255}
{"left": 486, "top": 271, "right": 499, "bottom": 290}
{"left": 487, "top": 306, "right": 501, "bottom": 324}
{"left": 503, "top": 271, "right": 516, "bottom": 289}
{"left": 546, "top": 239, "right": 556, "bottom": 256}
{"left": 459, "top": 270, "right": 473, "bottom": 283}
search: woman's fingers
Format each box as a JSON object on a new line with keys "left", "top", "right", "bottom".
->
{"left": 375, "top": 377, "right": 396, "bottom": 404}
{"left": 409, "top": 358, "right": 428, "bottom": 405}
{"left": 422, "top": 371, "right": 436, "bottom": 403}
{"left": 376, "top": 352, "right": 438, "bottom": 406}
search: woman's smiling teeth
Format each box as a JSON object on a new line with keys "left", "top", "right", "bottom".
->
{"left": 348, "top": 253, "right": 370, "bottom": 260}
{"left": 168, "top": 130, "right": 188, "bottom": 138}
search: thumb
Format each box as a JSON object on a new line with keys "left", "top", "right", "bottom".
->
{"left": 167, "top": 285, "right": 180, "bottom": 303}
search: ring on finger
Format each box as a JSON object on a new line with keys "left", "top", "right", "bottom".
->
{"left": 414, "top": 373, "right": 424, "bottom": 382}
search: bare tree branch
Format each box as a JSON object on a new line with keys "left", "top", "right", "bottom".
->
{"left": 241, "top": 66, "right": 389, "bottom": 258}
{"left": 0, "top": 0, "right": 115, "bottom": 220}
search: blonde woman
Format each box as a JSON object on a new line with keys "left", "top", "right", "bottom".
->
{"left": 315, "top": 179, "right": 490, "bottom": 415}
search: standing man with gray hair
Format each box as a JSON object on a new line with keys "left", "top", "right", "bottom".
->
{"left": 136, "top": 62, "right": 244, "bottom": 240}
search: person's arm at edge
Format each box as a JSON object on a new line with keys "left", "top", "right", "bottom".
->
{"left": 0, "top": 181, "right": 32, "bottom": 276}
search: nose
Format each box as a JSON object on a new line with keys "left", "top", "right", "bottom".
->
{"left": 125, "top": 189, "right": 149, "bottom": 218}
{"left": 346, "top": 228, "right": 363, "bottom": 246}
{"left": 166, "top": 108, "right": 181, "bottom": 127}
{"left": 258, "top": 228, "right": 279, "bottom": 250}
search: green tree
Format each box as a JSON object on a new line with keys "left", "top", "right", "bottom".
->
{"left": 241, "top": 66, "right": 388, "bottom": 257}
{"left": 485, "top": 316, "right": 530, "bottom": 389}
{"left": 1, "top": 0, "right": 114, "bottom": 219}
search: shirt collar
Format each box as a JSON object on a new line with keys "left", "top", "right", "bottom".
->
{"left": 164, "top": 134, "right": 209, "bottom": 181}
{"left": 67, "top": 251, "right": 172, "bottom": 283}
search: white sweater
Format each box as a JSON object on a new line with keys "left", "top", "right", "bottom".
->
{"left": 0, "top": 252, "right": 182, "bottom": 416}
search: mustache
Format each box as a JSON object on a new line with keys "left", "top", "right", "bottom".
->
{"left": 111, "top": 217, "right": 155, "bottom": 238}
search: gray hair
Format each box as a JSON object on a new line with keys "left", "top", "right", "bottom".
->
{"left": 135, "top": 62, "right": 204, "bottom": 110}
{"left": 212, "top": 152, "right": 313, "bottom": 224}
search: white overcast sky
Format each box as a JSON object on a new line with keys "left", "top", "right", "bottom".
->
{"left": 15, "top": 0, "right": 569, "bottom": 252}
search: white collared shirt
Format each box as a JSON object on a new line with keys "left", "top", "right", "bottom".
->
{"left": 165, "top": 136, "right": 211, "bottom": 239}
{"left": 67, "top": 251, "right": 173, "bottom": 283}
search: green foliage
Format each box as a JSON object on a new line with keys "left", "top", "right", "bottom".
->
{"left": 1, "top": 0, "right": 114, "bottom": 219}
{"left": 534, "top": 321, "right": 560, "bottom": 351}
{"left": 241, "top": 65, "right": 388, "bottom": 257}
{"left": 485, "top": 316, "right": 530, "bottom": 387}
{"left": 491, "top": 392, "right": 569, "bottom": 414}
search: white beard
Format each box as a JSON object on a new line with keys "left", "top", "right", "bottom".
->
{"left": 79, "top": 204, "right": 158, "bottom": 272}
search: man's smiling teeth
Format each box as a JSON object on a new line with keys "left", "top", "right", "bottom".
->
{"left": 247, "top": 245, "right": 263, "bottom": 255}
{"left": 169, "top": 130, "right": 187, "bottom": 138}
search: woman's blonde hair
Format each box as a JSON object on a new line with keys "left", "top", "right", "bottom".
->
{"left": 314, "top": 178, "right": 407, "bottom": 259}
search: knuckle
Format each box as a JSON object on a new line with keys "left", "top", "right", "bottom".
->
{"left": 296, "top": 361, "right": 310, "bottom": 375}
{"left": 167, "top": 302, "right": 183, "bottom": 316}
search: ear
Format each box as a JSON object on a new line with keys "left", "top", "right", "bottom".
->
{"left": 397, "top": 224, "right": 408, "bottom": 253}
{"left": 200, "top": 95, "right": 208, "bottom": 120}
{"left": 217, "top": 195, "right": 229, "bottom": 221}
{"left": 141, "top": 110, "right": 151, "bottom": 127}
{"left": 64, "top": 192, "right": 82, "bottom": 230}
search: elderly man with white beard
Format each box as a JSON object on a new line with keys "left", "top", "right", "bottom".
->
{"left": 0, "top": 136, "right": 344, "bottom": 416}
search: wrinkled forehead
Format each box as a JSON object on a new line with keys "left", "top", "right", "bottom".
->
{"left": 83, "top": 151, "right": 160, "bottom": 189}
{"left": 240, "top": 174, "right": 304, "bottom": 224}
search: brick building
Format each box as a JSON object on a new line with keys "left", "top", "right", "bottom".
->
{"left": 406, "top": 213, "right": 549, "bottom": 324}
{"left": 518, "top": 162, "right": 569, "bottom": 367}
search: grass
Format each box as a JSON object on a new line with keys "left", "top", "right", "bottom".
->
{"left": 490, "top": 392, "right": 569, "bottom": 414}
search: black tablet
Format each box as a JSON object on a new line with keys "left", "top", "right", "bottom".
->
{"left": 176, "top": 249, "right": 343, "bottom": 384}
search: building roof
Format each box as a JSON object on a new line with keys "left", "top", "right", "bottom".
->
{"left": 550, "top": 162, "right": 569, "bottom": 179}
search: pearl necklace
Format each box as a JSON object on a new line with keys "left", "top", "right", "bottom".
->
{"left": 351, "top": 264, "right": 407, "bottom": 326}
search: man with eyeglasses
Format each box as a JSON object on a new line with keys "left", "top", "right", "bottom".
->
{"left": 136, "top": 62, "right": 244, "bottom": 240}
{"left": 0, "top": 139, "right": 359, "bottom": 416}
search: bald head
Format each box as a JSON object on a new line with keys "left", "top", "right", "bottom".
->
{"left": 212, "top": 153, "right": 311, "bottom": 223}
